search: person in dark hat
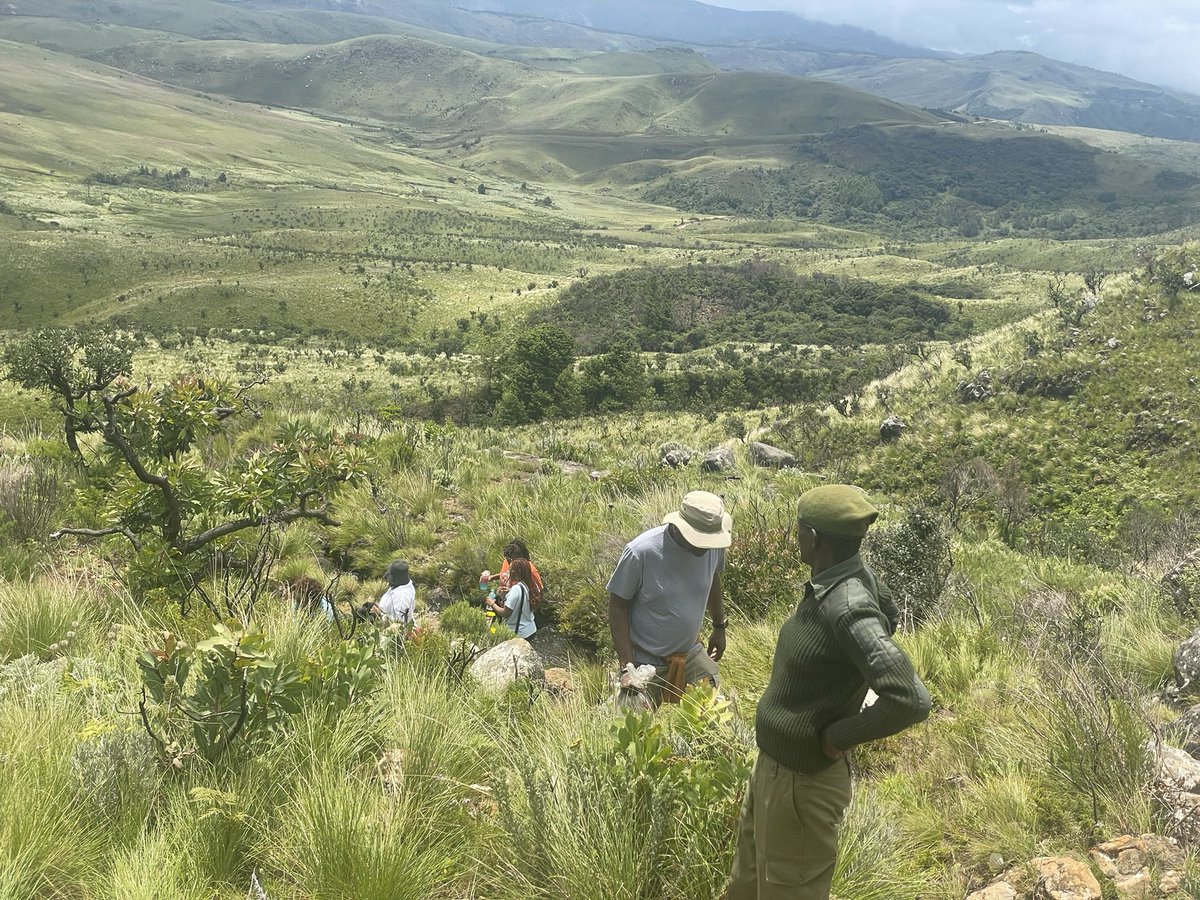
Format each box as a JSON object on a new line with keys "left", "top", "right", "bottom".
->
{"left": 606, "top": 490, "right": 732, "bottom": 706}
{"left": 375, "top": 559, "right": 415, "bottom": 625}
{"left": 726, "top": 484, "right": 931, "bottom": 900}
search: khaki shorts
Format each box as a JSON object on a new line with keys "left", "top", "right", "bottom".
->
{"left": 726, "top": 751, "right": 853, "bottom": 900}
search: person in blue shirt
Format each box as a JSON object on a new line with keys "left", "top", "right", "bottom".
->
{"left": 486, "top": 557, "right": 537, "bottom": 639}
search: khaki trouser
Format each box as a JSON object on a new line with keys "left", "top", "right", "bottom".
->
{"left": 726, "top": 751, "right": 853, "bottom": 900}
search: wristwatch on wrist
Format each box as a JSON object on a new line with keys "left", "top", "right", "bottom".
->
{"left": 712, "top": 618, "right": 729, "bottom": 630}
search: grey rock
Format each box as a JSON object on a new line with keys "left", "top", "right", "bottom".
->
{"left": 1173, "top": 628, "right": 1200, "bottom": 693}
{"left": 469, "top": 638, "right": 544, "bottom": 692}
{"left": 555, "top": 460, "right": 591, "bottom": 477}
{"left": 659, "top": 442, "right": 694, "bottom": 468}
{"left": 747, "top": 441, "right": 795, "bottom": 468}
{"left": 1168, "top": 704, "right": 1200, "bottom": 757}
{"left": 1157, "top": 745, "right": 1200, "bottom": 794}
{"left": 879, "top": 415, "right": 907, "bottom": 442}
{"left": 700, "top": 445, "right": 736, "bottom": 473}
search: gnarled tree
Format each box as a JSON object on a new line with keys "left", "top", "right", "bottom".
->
{"left": 3, "top": 328, "right": 366, "bottom": 611}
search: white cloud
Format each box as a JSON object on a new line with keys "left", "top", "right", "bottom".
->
{"left": 703, "top": 0, "right": 1200, "bottom": 94}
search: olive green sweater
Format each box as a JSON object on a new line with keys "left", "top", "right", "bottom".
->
{"left": 755, "top": 555, "right": 931, "bottom": 774}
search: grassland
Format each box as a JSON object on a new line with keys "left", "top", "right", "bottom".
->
{"left": 3, "top": 13, "right": 1200, "bottom": 898}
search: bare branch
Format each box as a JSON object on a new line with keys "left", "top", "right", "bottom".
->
{"left": 51, "top": 525, "right": 143, "bottom": 551}
{"left": 138, "top": 687, "right": 165, "bottom": 749}
{"left": 177, "top": 506, "right": 341, "bottom": 556}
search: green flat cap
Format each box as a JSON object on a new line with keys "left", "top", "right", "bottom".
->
{"left": 797, "top": 484, "right": 879, "bottom": 538}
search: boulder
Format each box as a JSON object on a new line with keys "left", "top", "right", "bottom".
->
{"left": 1026, "top": 856, "right": 1102, "bottom": 899}
{"left": 1151, "top": 744, "right": 1200, "bottom": 847}
{"left": 1156, "top": 745, "right": 1200, "bottom": 793}
{"left": 658, "top": 442, "right": 693, "bottom": 469}
{"left": 500, "top": 450, "right": 543, "bottom": 471}
{"left": 956, "top": 368, "right": 995, "bottom": 403}
{"left": 469, "top": 638, "right": 544, "bottom": 691}
{"left": 555, "top": 460, "right": 591, "bottom": 477}
{"left": 1173, "top": 628, "right": 1200, "bottom": 693}
{"left": 700, "top": 446, "right": 736, "bottom": 474}
{"left": 1167, "top": 703, "right": 1200, "bottom": 757}
{"left": 424, "top": 586, "right": 453, "bottom": 613}
{"left": 966, "top": 884, "right": 1020, "bottom": 900}
{"left": 747, "top": 441, "right": 795, "bottom": 468}
{"left": 879, "top": 415, "right": 907, "bottom": 442}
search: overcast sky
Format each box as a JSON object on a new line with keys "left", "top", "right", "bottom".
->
{"left": 706, "top": 0, "right": 1200, "bottom": 95}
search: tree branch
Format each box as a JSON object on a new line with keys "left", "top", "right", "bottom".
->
{"left": 138, "top": 686, "right": 165, "bottom": 749}
{"left": 51, "top": 525, "right": 143, "bottom": 551}
{"left": 177, "top": 505, "right": 341, "bottom": 556}
{"left": 101, "top": 388, "right": 185, "bottom": 544}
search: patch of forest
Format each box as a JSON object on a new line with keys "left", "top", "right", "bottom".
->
{"left": 532, "top": 259, "right": 973, "bottom": 354}
{"left": 643, "top": 126, "right": 1200, "bottom": 239}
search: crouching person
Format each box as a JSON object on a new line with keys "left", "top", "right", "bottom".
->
{"left": 727, "top": 485, "right": 931, "bottom": 900}
{"left": 607, "top": 490, "right": 732, "bottom": 707}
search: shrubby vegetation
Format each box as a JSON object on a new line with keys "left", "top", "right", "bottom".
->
{"left": 538, "top": 258, "right": 974, "bottom": 353}
{"left": 644, "top": 126, "right": 1200, "bottom": 239}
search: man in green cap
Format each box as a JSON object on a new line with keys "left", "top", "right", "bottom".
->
{"left": 726, "top": 484, "right": 930, "bottom": 900}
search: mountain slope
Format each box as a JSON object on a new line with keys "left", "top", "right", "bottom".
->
{"left": 810, "top": 51, "right": 1200, "bottom": 143}
{"left": 89, "top": 33, "right": 940, "bottom": 140}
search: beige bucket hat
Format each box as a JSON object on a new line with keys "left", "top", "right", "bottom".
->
{"left": 663, "top": 490, "right": 732, "bottom": 549}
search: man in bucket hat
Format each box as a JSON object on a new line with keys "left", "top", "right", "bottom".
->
{"left": 607, "top": 490, "right": 732, "bottom": 706}
{"left": 726, "top": 484, "right": 930, "bottom": 900}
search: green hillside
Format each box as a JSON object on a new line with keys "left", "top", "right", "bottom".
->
{"left": 810, "top": 50, "right": 1200, "bottom": 143}
{"left": 87, "top": 34, "right": 938, "bottom": 140}
{"left": 5, "top": 4, "right": 1200, "bottom": 899}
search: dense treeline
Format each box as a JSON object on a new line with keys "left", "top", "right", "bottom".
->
{"left": 644, "top": 125, "right": 1200, "bottom": 239}
{"left": 532, "top": 259, "right": 971, "bottom": 354}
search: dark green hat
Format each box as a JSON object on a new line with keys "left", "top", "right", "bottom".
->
{"left": 797, "top": 485, "right": 878, "bottom": 538}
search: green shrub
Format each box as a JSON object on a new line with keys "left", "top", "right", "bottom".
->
{"left": 865, "top": 506, "right": 953, "bottom": 628}
{"left": 554, "top": 583, "right": 612, "bottom": 651}
{"left": 724, "top": 500, "right": 805, "bottom": 620}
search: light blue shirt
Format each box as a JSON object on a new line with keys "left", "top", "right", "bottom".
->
{"left": 502, "top": 582, "right": 537, "bottom": 639}
{"left": 607, "top": 524, "right": 724, "bottom": 666}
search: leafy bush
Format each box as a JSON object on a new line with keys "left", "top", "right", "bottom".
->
{"left": 865, "top": 506, "right": 952, "bottom": 628}
{"left": 555, "top": 583, "right": 613, "bottom": 651}
{"left": 437, "top": 599, "right": 505, "bottom": 645}
{"left": 491, "top": 689, "right": 752, "bottom": 899}
{"left": 723, "top": 500, "right": 805, "bottom": 619}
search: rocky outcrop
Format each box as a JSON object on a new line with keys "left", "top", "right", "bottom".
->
{"left": 700, "top": 445, "right": 736, "bottom": 474}
{"left": 879, "top": 415, "right": 906, "bottom": 442}
{"left": 658, "top": 442, "right": 694, "bottom": 468}
{"left": 1089, "top": 834, "right": 1186, "bottom": 898}
{"left": 966, "top": 856, "right": 1100, "bottom": 900}
{"left": 747, "top": 441, "right": 795, "bottom": 468}
{"left": 956, "top": 368, "right": 995, "bottom": 403}
{"left": 1172, "top": 629, "right": 1200, "bottom": 693}
{"left": 469, "top": 638, "right": 544, "bottom": 691}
